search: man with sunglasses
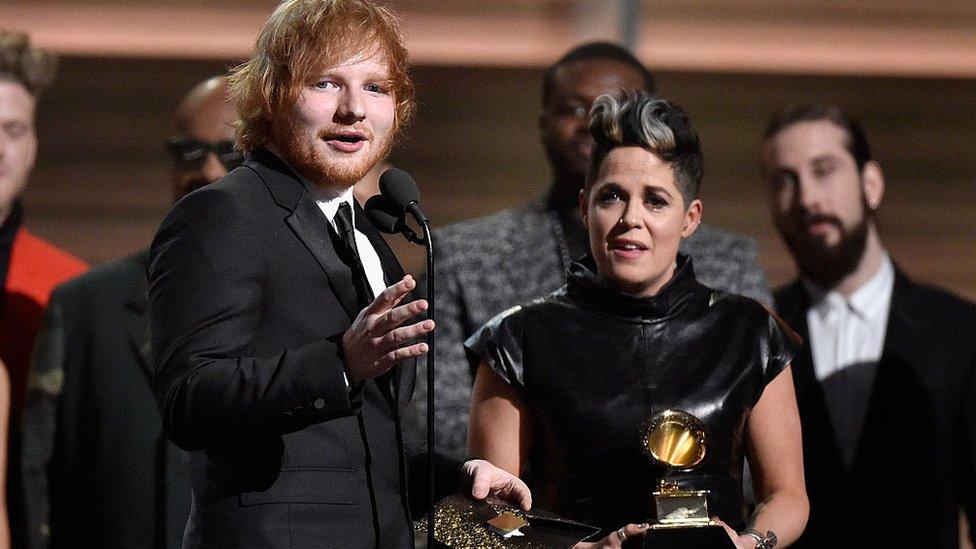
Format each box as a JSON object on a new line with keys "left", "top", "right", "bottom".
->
{"left": 22, "top": 76, "right": 236, "bottom": 549}
{"left": 165, "top": 77, "right": 244, "bottom": 200}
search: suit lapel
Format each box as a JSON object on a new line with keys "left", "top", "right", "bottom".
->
{"left": 249, "top": 150, "right": 412, "bottom": 411}
{"left": 247, "top": 149, "right": 360, "bottom": 322}
{"left": 775, "top": 282, "right": 818, "bottom": 401}
{"left": 852, "top": 268, "right": 923, "bottom": 470}
{"left": 775, "top": 282, "right": 847, "bottom": 478}
{"left": 877, "top": 269, "right": 921, "bottom": 362}
{"left": 285, "top": 194, "right": 360, "bottom": 321}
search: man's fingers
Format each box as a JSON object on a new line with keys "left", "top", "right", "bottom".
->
{"left": 374, "top": 299, "right": 429, "bottom": 334}
{"left": 365, "top": 275, "right": 416, "bottom": 314}
{"left": 378, "top": 319, "right": 434, "bottom": 350}
{"left": 372, "top": 342, "right": 429, "bottom": 372}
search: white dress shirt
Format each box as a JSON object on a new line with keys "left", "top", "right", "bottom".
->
{"left": 804, "top": 252, "right": 895, "bottom": 382}
{"left": 312, "top": 186, "right": 388, "bottom": 298}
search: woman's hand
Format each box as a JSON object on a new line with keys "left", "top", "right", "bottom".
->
{"left": 573, "top": 523, "right": 649, "bottom": 548}
{"left": 712, "top": 517, "right": 757, "bottom": 549}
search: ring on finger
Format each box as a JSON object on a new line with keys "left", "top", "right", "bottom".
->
{"left": 616, "top": 527, "right": 627, "bottom": 542}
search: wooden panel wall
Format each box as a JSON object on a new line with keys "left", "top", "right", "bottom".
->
{"left": 21, "top": 56, "right": 975, "bottom": 301}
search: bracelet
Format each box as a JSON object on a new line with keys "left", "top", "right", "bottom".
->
{"left": 740, "top": 528, "right": 777, "bottom": 549}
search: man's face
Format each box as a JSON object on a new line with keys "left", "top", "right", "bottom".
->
{"left": 763, "top": 119, "right": 875, "bottom": 285}
{"left": 276, "top": 49, "right": 396, "bottom": 190}
{"left": 171, "top": 86, "right": 238, "bottom": 201}
{"left": 0, "top": 80, "right": 37, "bottom": 219}
{"left": 540, "top": 59, "right": 647, "bottom": 189}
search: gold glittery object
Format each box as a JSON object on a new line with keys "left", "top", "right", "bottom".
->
{"left": 415, "top": 496, "right": 548, "bottom": 549}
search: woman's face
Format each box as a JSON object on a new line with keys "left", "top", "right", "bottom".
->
{"left": 580, "top": 146, "right": 702, "bottom": 297}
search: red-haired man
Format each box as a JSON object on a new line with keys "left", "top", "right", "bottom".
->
{"left": 148, "top": 2, "right": 530, "bottom": 548}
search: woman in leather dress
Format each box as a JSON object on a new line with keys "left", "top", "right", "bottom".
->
{"left": 466, "top": 92, "right": 808, "bottom": 548}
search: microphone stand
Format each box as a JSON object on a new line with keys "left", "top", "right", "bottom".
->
{"left": 372, "top": 174, "right": 436, "bottom": 547}
{"left": 420, "top": 218, "right": 436, "bottom": 549}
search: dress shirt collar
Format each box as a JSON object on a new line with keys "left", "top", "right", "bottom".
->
{"left": 311, "top": 185, "right": 356, "bottom": 231}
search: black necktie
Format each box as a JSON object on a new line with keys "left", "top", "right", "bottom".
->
{"left": 334, "top": 202, "right": 374, "bottom": 308}
{"left": 336, "top": 202, "right": 399, "bottom": 403}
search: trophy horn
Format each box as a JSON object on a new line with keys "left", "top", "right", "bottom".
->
{"left": 641, "top": 409, "right": 707, "bottom": 471}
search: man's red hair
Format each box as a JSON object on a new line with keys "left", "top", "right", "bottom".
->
{"left": 229, "top": 0, "right": 414, "bottom": 153}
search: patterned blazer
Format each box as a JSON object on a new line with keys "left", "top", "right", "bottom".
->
{"left": 404, "top": 196, "right": 772, "bottom": 457}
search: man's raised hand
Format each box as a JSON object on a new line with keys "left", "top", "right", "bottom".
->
{"left": 342, "top": 275, "right": 434, "bottom": 383}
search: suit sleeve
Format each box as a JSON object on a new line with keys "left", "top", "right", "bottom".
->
{"left": 22, "top": 285, "right": 72, "bottom": 548}
{"left": 149, "top": 187, "right": 358, "bottom": 451}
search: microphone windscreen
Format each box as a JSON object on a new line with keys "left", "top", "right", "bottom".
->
{"left": 379, "top": 168, "right": 420, "bottom": 211}
{"left": 364, "top": 194, "right": 402, "bottom": 235}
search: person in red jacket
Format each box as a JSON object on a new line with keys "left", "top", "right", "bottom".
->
{"left": 0, "top": 30, "right": 87, "bottom": 547}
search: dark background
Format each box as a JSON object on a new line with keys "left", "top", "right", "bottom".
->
{"left": 23, "top": 56, "right": 976, "bottom": 299}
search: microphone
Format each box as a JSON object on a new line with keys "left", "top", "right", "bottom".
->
{"left": 364, "top": 194, "right": 422, "bottom": 244}
{"left": 379, "top": 168, "right": 429, "bottom": 224}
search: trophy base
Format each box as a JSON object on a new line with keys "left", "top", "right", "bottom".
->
{"left": 642, "top": 523, "right": 736, "bottom": 549}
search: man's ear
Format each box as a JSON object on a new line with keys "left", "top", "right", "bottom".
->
{"left": 578, "top": 188, "right": 588, "bottom": 225}
{"left": 682, "top": 198, "right": 703, "bottom": 238}
{"left": 861, "top": 160, "right": 885, "bottom": 210}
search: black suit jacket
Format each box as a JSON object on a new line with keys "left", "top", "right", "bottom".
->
{"left": 775, "top": 269, "right": 976, "bottom": 548}
{"left": 149, "top": 149, "right": 417, "bottom": 548}
{"left": 24, "top": 251, "right": 191, "bottom": 548}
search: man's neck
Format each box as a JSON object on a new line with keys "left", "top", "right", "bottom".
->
{"left": 829, "top": 225, "right": 886, "bottom": 298}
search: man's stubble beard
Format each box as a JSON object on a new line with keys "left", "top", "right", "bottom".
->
{"left": 276, "top": 118, "right": 395, "bottom": 189}
{"left": 783, "top": 206, "right": 871, "bottom": 289}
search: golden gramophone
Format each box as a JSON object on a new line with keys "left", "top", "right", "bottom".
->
{"left": 640, "top": 409, "right": 735, "bottom": 548}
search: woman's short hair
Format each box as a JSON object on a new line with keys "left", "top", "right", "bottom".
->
{"left": 0, "top": 30, "right": 58, "bottom": 97}
{"left": 228, "top": 0, "right": 414, "bottom": 153}
{"left": 586, "top": 90, "right": 703, "bottom": 206}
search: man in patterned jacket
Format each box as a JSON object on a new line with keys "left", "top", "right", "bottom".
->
{"left": 406, "top": 42, "right": 773, "bottom": 458}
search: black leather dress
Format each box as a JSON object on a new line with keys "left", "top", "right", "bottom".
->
{"left": 466, "top": 255, "right": 795, "bottom": 533}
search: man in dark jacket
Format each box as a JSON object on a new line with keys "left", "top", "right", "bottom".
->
{"left": 23, "top": 76, "right": 240, "bottom": 548}
{"left": 148, "top": 1, "right": 529, "bottom": 548}
{"left": 763, "top": 103, "right": 976, "bottom": 547}
{"left": 0, "top": 30, "right": 88, "bottom": 547}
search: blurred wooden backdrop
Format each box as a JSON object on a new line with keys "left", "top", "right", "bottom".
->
{"left": 22, "top": 57, "right": 975, "bottom": 300}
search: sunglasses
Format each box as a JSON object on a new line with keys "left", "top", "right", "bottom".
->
{"left": 166, "top": 138, "right": 244, "bottom": 171}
